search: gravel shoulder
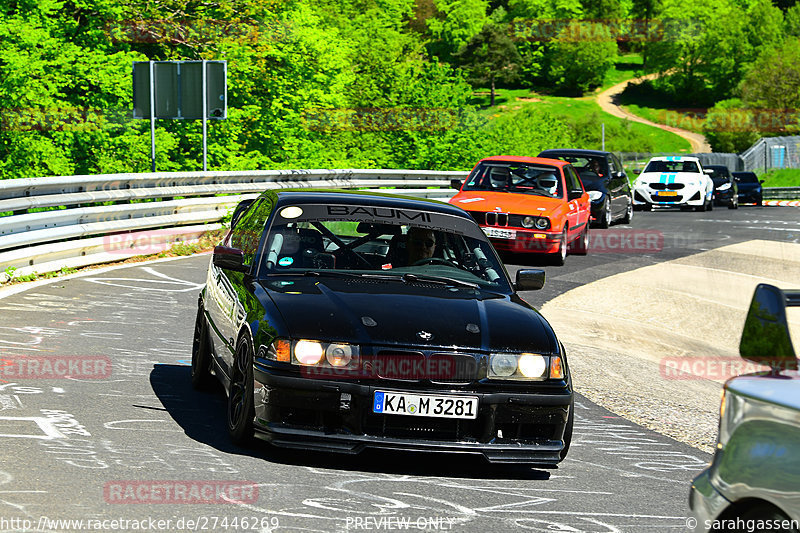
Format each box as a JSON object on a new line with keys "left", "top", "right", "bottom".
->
{"left": 542, "top": 239, "right": 800, "bottom": 454}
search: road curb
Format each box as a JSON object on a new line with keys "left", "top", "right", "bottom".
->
{"left": 764, "top": 200, "right": 800, "bottom": 206}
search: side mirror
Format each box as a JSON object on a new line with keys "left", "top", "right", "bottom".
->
{"left": 614, "top": 171, "right": 625, "bottom": 179}
{"left": 213, "top": 246, "right": 249, "bottom": 273}
{"left": 450, "top": 179, "right": 463, "bottom": 190}
{"left": 568, "top": 189, "right": 583, "bottom": 201}
{"left": 739, "top": 283, "right": 799, "bottom": 371}
{"left": 759, "top": 180, "right": 765, "bottom": 184}
{"left": 515, "top": 269, "right": 545, "bottom": 291}
{"left": 703, "top": 169, "right": 713, "bottom": 174}
{"left": 633, "top": 169, "right": 642, "bottom": 175}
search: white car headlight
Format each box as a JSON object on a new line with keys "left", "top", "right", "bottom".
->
{"left": 588, "top": 190, "right": 603, "bottom": 201}
{"left": 488, "top": 353, "right": 554, "bottom": 380}
{"left": 717, "top": 183, "right": 731, "bottom": 191}
{"left": 294, "top": 340, "right": 324, "bottom": 365}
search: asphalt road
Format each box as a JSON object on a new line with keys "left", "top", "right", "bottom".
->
{"left": 0, "top": 204, "right": 796, "bottom": 533}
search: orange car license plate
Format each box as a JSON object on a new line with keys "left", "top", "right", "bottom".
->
{"left": 656, "top": 191, "right": 678, "bottom": 197}
{"left": 484, "top": 227, "right": 516, "bottom": 239}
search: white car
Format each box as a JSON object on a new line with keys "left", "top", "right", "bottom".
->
{"left": 632, "top": 156, "right": 715, "bottom": 211}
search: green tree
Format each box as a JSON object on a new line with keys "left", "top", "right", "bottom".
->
{"left": 426, "top": 0, "right": 490, "bottom": 60}
{"left": 740, "top": 38, "right": 800, "bottom": 111}
{"left": 702, "top": 99, "right": 761, "bottom": 152}
{"left": 454, "top": 23, "right": 522, "bottom": 106}
{"left": 546, "top": 21, "right": 617, "bottom": 95}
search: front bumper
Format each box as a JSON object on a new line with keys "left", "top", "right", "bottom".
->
{"left": 688, "top": 470, "right": 732, "bottom": 532}
{"left": 633, "top": 185, "right": 708, "bottom": 207}
{"left": 252, "top": 369, "right": 572, "bottom": 464}
{"left": 484, "top": 227, "right": 562, "bottom": 254}
{"left": 713, "top": 189, "right": 734, "bottom": 205}
{"left": 737, "top": 189, "right": 762, "bottom": 203}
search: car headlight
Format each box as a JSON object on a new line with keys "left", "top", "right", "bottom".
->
{"left": 518, "top": 354, "right": 547, "bottom": 378}
{"left": 717, "top": 183, "right": 731, "bottom": 191}
{"left": 521, "top": 216, "right": 550, "bottom": 230}
{"left": 326, "top": 343, "right": 354, "bottom": 367}
{"left": 488, "top": 353, "right": 558, "bottom": 380}
{"left": 262, "top": 339, "right": 359, "bottom": 368}
{"left": 490, "top": 354, "right": 517, "bottom": 377}
{"left": 587, "top": 190, "right": 603, "bottom": 201}
{"left": 295, "top": 340, "right": 324, "bottom": 365}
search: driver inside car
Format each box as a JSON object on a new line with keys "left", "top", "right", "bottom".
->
{"left": 407, "top": 227, "right": 437, "bottom": 265}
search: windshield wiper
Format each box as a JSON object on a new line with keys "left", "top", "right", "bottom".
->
{"left": 401, "top": 272, "right": 479, "bottom": 289}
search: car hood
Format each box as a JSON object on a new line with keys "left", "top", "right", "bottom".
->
{"left": 450, "top": 191, "right": 563, "bottom": 217}
{"left": 637, "top": 172, "right": 707, "bottom": 186}
{"left": 259, "top": 276, "right": 556, "bottom": 353}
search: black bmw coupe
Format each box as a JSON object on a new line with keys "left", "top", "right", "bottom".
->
{"left": 192, "top": 189, "right": 574, "bottom": 464}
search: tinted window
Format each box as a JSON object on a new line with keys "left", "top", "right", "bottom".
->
{"left": 228, "top": 194, "right": 276, "bottom": 266}
{"left": 464, "top": 161, "right": 563, "bottom": 198}
{"left": 733, "top": 172, "right": 759, "bottom": 183}
{"left": 261, "top": 203, "right": 512, "bottom": 292}
{"left": 644, "top": 160, "right": 700, "bottom": 173}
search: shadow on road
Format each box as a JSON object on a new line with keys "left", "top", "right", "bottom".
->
{"left": 151, "top": 364, "right": 553, "bottom": 481}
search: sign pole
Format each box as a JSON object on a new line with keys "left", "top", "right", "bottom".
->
{"left": 149, "top": 61, "right": 156, "bottom": 172}
{"left": 202, "top": 59, "right": 208, "bottom": 172}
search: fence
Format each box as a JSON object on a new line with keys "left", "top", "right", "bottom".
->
{"left": 617, "top": 136, "right": 800, "bottom": 174}
{"left": 0, "top": 169, "right": 463, "bottom": 279}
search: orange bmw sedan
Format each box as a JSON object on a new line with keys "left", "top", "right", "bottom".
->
{"left": 449, "top": 156, "right": 591, "bottom": 265}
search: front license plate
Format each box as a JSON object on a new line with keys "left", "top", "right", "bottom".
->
{"left": 373, "top": 391, "right": 478, "bottom": 419}
{"left": 656, "top": 191, "right": 678, "bottom": 197}
{"left": 484, "top": 227, "right": 516, "bottom": 239}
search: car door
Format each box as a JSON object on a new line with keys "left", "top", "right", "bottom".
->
{"left": 607, "top": 155, "right": 626, "bottom": 216}
{"left": 612, "top": 154, "right": 632, "bottom": 212}
{"left": 206, "top": 197, "right": 271, "bottom": 375}
{"left": 563, "top": 165, "right": 588, "bottom": 239}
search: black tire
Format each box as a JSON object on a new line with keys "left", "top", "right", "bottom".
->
{"left": 642, "top": 202, "right": 652, "bottom": 211}
{"left": 227, "top": 334, "right": 255, "bottom": 445}
{"left": 757, "top": 195, "right": 763, "bottom": 207}
{"left": 571, "top": 225, "right": 589, "bottom": 255}
{"left": 732, "top": 506, "right": 796, "bottom": 533}
{"left": 621, "top": 200, "right": 633, "bottom": 224}
{"left": 191, "top": 305, "right": 214, "bottom": 391}
{"left": 560, "top": 398, "right": 574, "bottom": 461}
{"left": 549, "top": 227, "right": 568, "bottom": 266}
{"left": 728, "top": 197, "right": 738, "bottom": 209}
{"left": 707, "top": 197, "right": 713, "bottom": 211}
{"left": 598, "top": 201, "right": 611, "bottom": 229}
{"left": 695, "top": 198, "right": 708, "bottom": 212}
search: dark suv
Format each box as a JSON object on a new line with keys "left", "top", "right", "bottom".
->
{"left": 538, "top": 149, "right": 633, "bottom": 228}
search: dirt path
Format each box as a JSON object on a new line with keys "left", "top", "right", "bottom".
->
{"left": 596, "top": 74, "right": 712, "bottom": 153}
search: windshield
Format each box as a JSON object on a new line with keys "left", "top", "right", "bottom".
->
{"left": 548, "top": 155, "right": 608, "bottom": 179}
{"left": 463, "top": 161, "right": 563, "bottom": 199}
{"left": 706, "top": 167, "right": 730, "bottom": 185}
{"left": 643, "top": 160, "right": 699, "bottom": 173}
{"left": 259, "top": 203, "right": 512, "bottom": 292}
{"left": 733, "top": 172, "right": 759, "bottom": 183}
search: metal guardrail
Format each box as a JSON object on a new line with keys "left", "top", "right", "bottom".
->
{"left": 0, "top": 170, "right": 463, "bottom": 280}
{"left": 763, "top": 187, "right": 800, "bottom": 200}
